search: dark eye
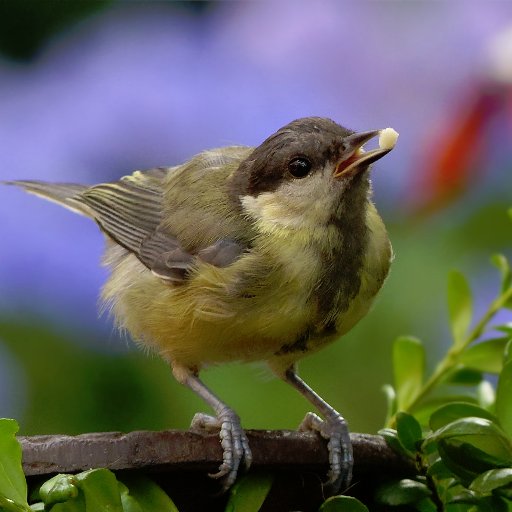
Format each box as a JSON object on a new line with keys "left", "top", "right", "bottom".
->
{"left": 288, "top": 157, "right": 312, "bottom": 178}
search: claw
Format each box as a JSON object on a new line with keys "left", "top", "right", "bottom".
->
{"left": 299, "top": 411, "right": 353, "bottom": 492}
{"left": 190, "top": 410, "right": 252, "bottom": 491}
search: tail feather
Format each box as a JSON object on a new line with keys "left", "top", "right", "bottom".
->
{"left": 4, "top": 180, "right": 92, "bottom": 217}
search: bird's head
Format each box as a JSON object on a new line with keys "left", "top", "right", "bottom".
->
{"left": 230, "top": 117, "right": 398, "bottom": 231}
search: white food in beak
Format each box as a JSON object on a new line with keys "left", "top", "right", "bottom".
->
{"left": 378, "top": 128, "right": 399, "bottom": 150}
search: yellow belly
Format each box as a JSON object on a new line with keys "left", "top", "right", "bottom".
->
{"left": 101, "top": 204, "right": 391, "bottom": 371}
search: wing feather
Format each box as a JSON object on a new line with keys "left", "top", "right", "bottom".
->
{"left": 7, "top": 159, "right": 249, "bottom": 283}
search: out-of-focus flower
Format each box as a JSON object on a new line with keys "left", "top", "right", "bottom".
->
{"left": 1, "top": 1, "right": 512, "bottom": 329}
{"left": 411, "top": 25, "right": 512, "bottom": 213}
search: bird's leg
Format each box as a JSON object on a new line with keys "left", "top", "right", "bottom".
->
{"left": 283, "top": 366, "right": 353, "bottom": 493}
{"left": 171, "top": 364, "right": 252, "bottom": 491}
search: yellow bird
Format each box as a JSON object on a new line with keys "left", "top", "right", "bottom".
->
{"left": 6, "top": 117, "right": 397, "bottom": 492}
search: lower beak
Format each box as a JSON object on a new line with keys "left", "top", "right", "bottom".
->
{"left": 333, "top": 130, "right": 394, "bottom": 178}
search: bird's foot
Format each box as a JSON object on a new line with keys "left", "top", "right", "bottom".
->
{"left": 191, "top": 410, "right": 252, "bottom": 491}
{"left": 299, "top": 411, "right": 353, "bottom": 493}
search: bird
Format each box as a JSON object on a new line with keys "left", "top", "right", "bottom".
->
{"left": 5, "top": 117, "right": 397, "bottom": 493}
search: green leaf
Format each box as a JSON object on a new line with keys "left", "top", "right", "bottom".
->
{"left": 496, "top": 323, "right": 512, "bottom": 336}
{"left": 28, "top": 504, "right": 44, "bottom": 511}
{"left": 118, "top": 481, "right": 143, "bottom": 512}
{"left": 378, "top": 428, "right": 411, "bottom": 458}
{"left": 426, "top": 459, "right": 456, "bottom": 481}
{"left": 496, "top": 361, "right": 512, "bottom": 438}
{"left": 74, "top": 469, "right": 123, "bottom": 512}
{"left": 411, "top": 395, "right": 480, "bottom": 427}
{"left": 414, "top": 497, "right": 438, "bottom": 512}
{"left": 504, "top": 339, "right": 512, "bottom": 364}
{"left": 382, "top": 384, "right": 397, "bottom": 426}
{"left": 460, "top": 338, "right": 510, "bottom": 373}
{"left": 39, "top": 475, "right": 78, "bottom": 506}
{"left": 48, "top": 494, "right": 86, "bottom": 512}
{"left": 469, "top": 468, "right": 512, "bottom": 495}
{"left": 429, "top": 403, "right": 498, "bottom": 431}
{"left": 0, "top": 419, "right": 29, "bottom": 511}
{"left": 491, "top": 254, "right": 512, "bottom": 293}
{"left": 477, "top": 381, "right": 496, "bottom": 410}
{"left": 444, "top": 367, "right": 483, "bottom": 385}
{"left": 393, "top": 336, "right": 425, "bottom": 410}
{"left": 426, "top": 417, "right": 512, "bottom": 482}
{"left": 447, "top": 271, "right": 473, "bottom": 347}
{"left": 318, "top": 495, "right": 369, "bottom": 512}
{"left": 375, "top": 479, "right": 431, "bottom": 506}
{"left": 117, "top": 474, "right": 179, "bottom": 512}
{"left": 445, "top": 485, "right": 478, "bottom": 504}
{"left": 396, "top": 412, "right": 423, "bottom": 453}
{"left": 224, "top": 473, "right": 274, "bottom": 512}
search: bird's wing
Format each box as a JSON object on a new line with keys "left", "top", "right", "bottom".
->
{"left": 7, "top": 152, "right": 252, "bottom": 283}
{"left": 140, "top": 233, "right": 245, "bottom": 283}
{"left": 80, "top": 165, "right": 248, "bottom": 283}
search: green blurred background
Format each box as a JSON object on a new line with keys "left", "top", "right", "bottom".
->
{"left": 0, "top": 0, "right": 511, "bottom": 437}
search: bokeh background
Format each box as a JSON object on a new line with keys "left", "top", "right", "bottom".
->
{"left": 0, "top": 0, "right": 511, "bottom": 437}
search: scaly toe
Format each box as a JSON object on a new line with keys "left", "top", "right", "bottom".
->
{"left": 299, "top": 411, "right": 353, "bottom": 493}
{"left": 193, "top": 409, "right": 252, "bottom": 491}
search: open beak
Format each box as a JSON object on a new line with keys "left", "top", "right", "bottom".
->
{"left": 333, "top": 129, "right": 396, "bottom": 179}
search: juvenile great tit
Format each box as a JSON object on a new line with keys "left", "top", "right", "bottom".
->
{"left": 6, "top": 117, "right": 398, "bottom": 492}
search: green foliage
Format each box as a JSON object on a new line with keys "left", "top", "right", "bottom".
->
{"left": 377, "top": 211, "right": 512, "bottom": 511}
{"left": 318, "top": 495, "right": 369, "bottom": 511}
{"left": 1, "top": 210, "right": 512, "bottom": 510}
{"left": 0, "top": 419, "right": 29, "bottom": 512}
{"left": 224, "top": 473, "right": 274, "bottom": 512}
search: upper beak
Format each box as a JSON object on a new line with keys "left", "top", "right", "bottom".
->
{"left": 333, "top": 129, "right": 395, "bottom": 178}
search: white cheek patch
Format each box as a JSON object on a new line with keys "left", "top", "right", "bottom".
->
{"left": 241, "top": 193, "right": 304, "bottom": 229}
{"left": 241, "top": 177, "right": 336, "bottom": 231}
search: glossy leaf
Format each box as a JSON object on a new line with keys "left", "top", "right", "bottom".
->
{"left": 0, "top": 419, "right": 29, "bottom": 511}
{"left": 436, "top": 442, "right": 483, "bottom": 483}
{"left": 411, "top": 395, "right": 480, "bottom": 428}
{"left": 224, "top": 473, "right": 274, "bottom": 512}
{"left": 496, "top": 361, "right": 512, "bottom": 439}
{"left": 28, "top": 504, "right": 44, "bottom": 511}
{"left": 496, "top": 324, "right": 512, "bottom": 337}
{"left": 375, "top": 479, "right": 431, "bottom": 506}
{"left": 118, "top": 474, "right": 179, "bottom": 512}
{"left": 49, "top": 494, "right": 86, "bottom": 512}
{"left": 393, "top": 336, "right": 424, "bottom": 410}
{"left": 429, "top": 403, "right": 498, "bottom": 431}
{"left": 444, "top": 484, "right": 477, "bottom": 504}
{"left": 379, "top": 428, "right": 410, "bottom": 458}
{"left": 447, "top": 271, "right": 472, "bottom": 347}
{"left": 505, "top": 339, "right": 512, "bottom": 364}
{"left": 74, "top": 469, "right": 123, "bottom": 512}
{"left": 444, "top": 367, "right": 483, "bottom": 385}
{"left": 396, "top": 412, "right": 423, "bottom": 453}
{"left": 414, "top": 497, "right": 438, "bottom": 512}
{"left": 424, "top": 417, "right": 512, "bottom": 483}
{"left": 469, "top": 468, "right": 512, "bottom": 495}
{"left": 459, "top": 338, "right": 509, "bottom": 373}
{"left": 491, "top": 254, "right": 512, "bottom": 293}
{"left": 39, "top": 475, "right": 78, "bottom": 506}
{"left": 426, "top": 459, "right": 455, "bottom": 481}
{"left": 118, "top": 481, "right": 143, "bottom": 512}
{"left": 477, "top": 381, "right": 496, "bottom": 410}
{"left": 318, "top": 495, "right": 369, "bottom": 512}
{"left": 427, "top": 418, "right": 512, "bottom": 482}
{"left": 382, "top": 384, "right": 397, "bottom": 426}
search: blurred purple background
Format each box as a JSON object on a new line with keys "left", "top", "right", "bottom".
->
{"left": 1, "top": 1, "right": 511, "bottom": 434}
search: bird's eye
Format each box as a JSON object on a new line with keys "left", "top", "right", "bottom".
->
{"left": 287, "top": 157, "right": 312, "bottom": 178}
